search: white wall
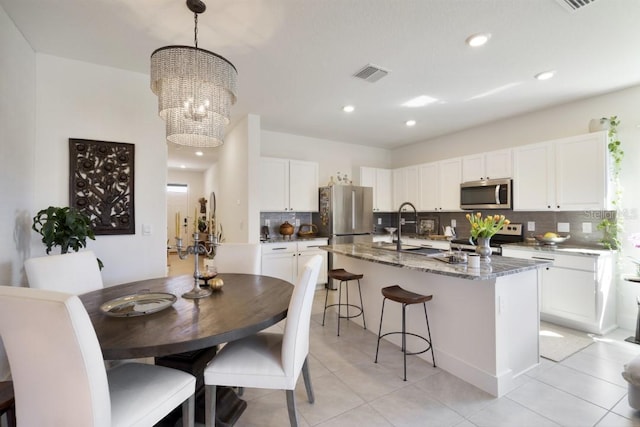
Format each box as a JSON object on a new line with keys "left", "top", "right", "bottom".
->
{"left": 216, "top": 114, "right": 261, "bottom": 243}
{"left": 261, "top": 130, "right": 391, "bottom": 186}
{"left": 392, "top": 85, "right": 640, "bottom": 330}
{"left": 34, "top": 54, "right": 168, "bottom": 286}
{"left": 0, "top": 3, "right": 36, "bottom": 382}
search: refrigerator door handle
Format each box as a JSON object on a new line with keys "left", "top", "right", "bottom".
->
{"left": 352, "top": 190, "right": 356, "bottom": 230}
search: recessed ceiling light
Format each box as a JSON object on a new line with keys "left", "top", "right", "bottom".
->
{"left": 534, "top": 70, "right": 556, "bottom": 80}
{"left": 195, "top": 151, "right": 204, "bottom": 156}
{"left": 402, "top": 95, "right": 438, "bottom": 107}
{"left": 342, "top": 105, "right": 355, "bottom": 113}
{"left": 466, "top": 33, "right": 491, "bottom": 47}
{"left": 180, "top": 165, "right": 186, "bottom": 169}
{"left": 405, "top": 120, "right": 416, "bottom": 127}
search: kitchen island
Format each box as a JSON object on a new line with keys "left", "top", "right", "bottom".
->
{"left": 322, "top": 243, "right": 551, "bottom": 397}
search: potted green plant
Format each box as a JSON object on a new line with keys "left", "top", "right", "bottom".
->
{"left": 598, "top": 116, "right": 623, "bottom": 249}
{"left": 32, "top": 206, "right": 103, "bottom": 269}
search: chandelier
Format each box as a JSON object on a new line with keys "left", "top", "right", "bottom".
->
{"left": 150, "top": 0, "right": 238, "bottom": 148}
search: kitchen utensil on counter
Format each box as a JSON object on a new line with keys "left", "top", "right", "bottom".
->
{"left": 534, "top": 233, "right": 570, "bottom": 245}
{"left": 297, "top": 223, "right": 318, "bottom": 237}
{"left": 384, "top": 227, "right": 397, "bottom": 242}
{"left": 468, "top": 254, "right": 480, "bottom": 268}
{"left": 279, "top": 221, "right": 294, "bottom": 239}
{"left": 444, "top": 226, "right": 453, "bottom": 237}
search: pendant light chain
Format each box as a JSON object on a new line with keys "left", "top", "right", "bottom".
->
{"left": 194, "top": 13, "right": 199, "bottom": 49}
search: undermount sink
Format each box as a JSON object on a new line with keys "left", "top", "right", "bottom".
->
{"left": 373, "top": 243, "right": 444, "bottom": 257}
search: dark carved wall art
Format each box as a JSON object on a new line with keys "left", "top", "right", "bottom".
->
{"left": 69, "top": 139, "right": 135, "bottom": 235}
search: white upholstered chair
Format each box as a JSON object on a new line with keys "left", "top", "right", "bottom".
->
{"left": 0, "top": 285, "right": 196, "bottom": 427}
{"left": 203, "top": 255, "right": 322, "bottom": 427}
{"left": 213, "top": 243, "right": 261, "bottom": 274}
{"left": 25, "top": 250, "right": 103, "bottom": 294}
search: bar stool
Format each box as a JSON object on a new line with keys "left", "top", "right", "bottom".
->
{"left": 0, "top": 381, "right": 16, "bottom": 427}
{"left": 322, "top": 268, "right": 367, "bottom": 336}
{"left": 374, "top": 285, "right": 436, "bottom": 381}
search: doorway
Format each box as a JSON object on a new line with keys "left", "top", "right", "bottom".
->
{"left": 167, "top": 184, "right": 189, "bottom": 252}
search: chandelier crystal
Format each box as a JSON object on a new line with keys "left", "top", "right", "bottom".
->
{"left": 150, "top": 1, "right": 237, "bottom": 148}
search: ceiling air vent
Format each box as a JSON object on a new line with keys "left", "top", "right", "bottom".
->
{"left": 353, "top": 64, "right": 389, "bottom": 83}
{"left": 555, "top": 0, "right": 596, "bottom": 12}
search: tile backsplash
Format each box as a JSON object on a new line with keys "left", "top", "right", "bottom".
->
{"left": 374, "top": 210, "right": 616, "bottom": 246}
{"left": 260, "top": 212, "right": 313, "bottom": 237}
{"left": 262, "top": 209, "right": 616, "bottom": 247}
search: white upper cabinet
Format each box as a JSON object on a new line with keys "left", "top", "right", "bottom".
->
{"left": 393, "top": 166, "right": 419, "bottom": 209}
{"left": 360, "top": 167, "right": 393, "bottom": 211}
{"left": 259, "top": 158, "right": 319, "bottom": 212}
{"left": 513, "top": 142, "right": 555, "bottom": 210}
{"left": 462, "top": 149, "right": 512, "bottom": 182}
{"left": 554, "top": 132, "right": 608, "bottom": 211}
{"left": 513, "top": 132, "right": 608, "bottom": 211}
{"left": 418, "top": 158, "right": 462, "bottom": 212}
{"left": 439, "top": 158, "right": 462, "bottom": 211}
{"left": 289, "top": 160, "right": 319, "bottom": 211}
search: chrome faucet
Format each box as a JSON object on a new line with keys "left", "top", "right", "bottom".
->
{"left": 397, "top": 202, "right": 418, "bottom": 251}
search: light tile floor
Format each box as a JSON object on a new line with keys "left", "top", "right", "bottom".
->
{"left": 167, "top": 255, "right": 640, "bottom": 426}
{"left": 235, "top": 293, "right": 640, "bottom": 427}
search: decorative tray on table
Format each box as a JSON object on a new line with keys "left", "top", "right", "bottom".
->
{"left": 100, "top": 292, "right": 177, "bottom": 317}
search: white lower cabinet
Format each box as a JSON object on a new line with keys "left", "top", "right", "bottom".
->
{"left": 502, "top": 246, "right": 616, "bottom": 334}
{"left": 261, "top": 239, "right": 328, "bottom": 286}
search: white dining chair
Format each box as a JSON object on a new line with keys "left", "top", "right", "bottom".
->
{"left": 25, "top": 250, "right": 103, "bottom": 294}
{"left": 0, "top": 285, "right": 196, "bottom": 427}
{"left": 203, "top": 255, "right": 322, "bottom": 427}
{"left": 214, "top": 243, "right": 261, "bottom": 274}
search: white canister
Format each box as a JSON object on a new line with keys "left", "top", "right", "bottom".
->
{"left": 468, "top": 253, "right": 480, "bottom": 268}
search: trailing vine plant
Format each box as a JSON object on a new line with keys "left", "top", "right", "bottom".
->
{"left": 597, "top": 116, "right": 623, "bottom": 249}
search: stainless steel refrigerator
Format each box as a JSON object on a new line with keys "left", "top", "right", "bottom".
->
{"left": 318, "top": 185, "right": 373, "bottom": 288}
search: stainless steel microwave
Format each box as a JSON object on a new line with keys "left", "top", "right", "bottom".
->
{"left": 460, "top": 178, "right": 512, "bottom": 210}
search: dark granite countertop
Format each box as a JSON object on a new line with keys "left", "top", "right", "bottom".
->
{"left": 322, "top": 243, "right": 550, "bottom": 281}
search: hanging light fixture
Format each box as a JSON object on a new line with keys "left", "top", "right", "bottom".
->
{"left": 150, "top": 0, "right": 238, "bottom": 148}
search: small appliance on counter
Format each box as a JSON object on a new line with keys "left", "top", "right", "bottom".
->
{"left": 260, "top": 225, "right": 270, "bottom": 241}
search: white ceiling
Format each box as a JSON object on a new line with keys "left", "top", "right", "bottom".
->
{"left": 2, "top": 0, "right": 639, "bottom": 171}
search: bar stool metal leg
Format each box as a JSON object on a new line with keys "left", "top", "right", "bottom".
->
{"left": 374, "top": 297, "right": 387, "bottom": 363}
{"left": 423, "top": 302, "right": 436, "bottom": 367}
{"left": 357, "top": 279, "right": 367, "bottom": 330}
{"left": 337, "top": 280, "right": 343, "bottom": 336}
{"left": 322, "top": 285, "right": 330, "bottom": 326}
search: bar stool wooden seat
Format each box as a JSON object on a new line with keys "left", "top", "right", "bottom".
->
{"left": 374, "top": 285, "right": 436, "bottom": 381}
{"left": 0, "top": 381, "right": 16, "bottom": 427}
{"left": 322, "top": 269, "right": 367, "bottom": 336}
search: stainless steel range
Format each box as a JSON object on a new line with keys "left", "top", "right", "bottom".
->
{"left": 450, "top": 223, "right": 523, "bottom": 255}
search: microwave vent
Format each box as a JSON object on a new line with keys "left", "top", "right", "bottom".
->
{"left": 555, "top": 0, "right": 597, "bottom": 12}
{"left": 353, "top": 64, "right": 389, "bottom": 83}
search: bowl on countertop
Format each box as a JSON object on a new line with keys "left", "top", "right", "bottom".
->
{"left": 534, "top": 234, "right": 570, "bottom": 245}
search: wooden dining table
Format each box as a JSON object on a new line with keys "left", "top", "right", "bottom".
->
{"left": 79, "top": 273, "right": 293, "bottom": 426}
{"left": 79, "top": 273, "right": 293, "bottom": 360}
